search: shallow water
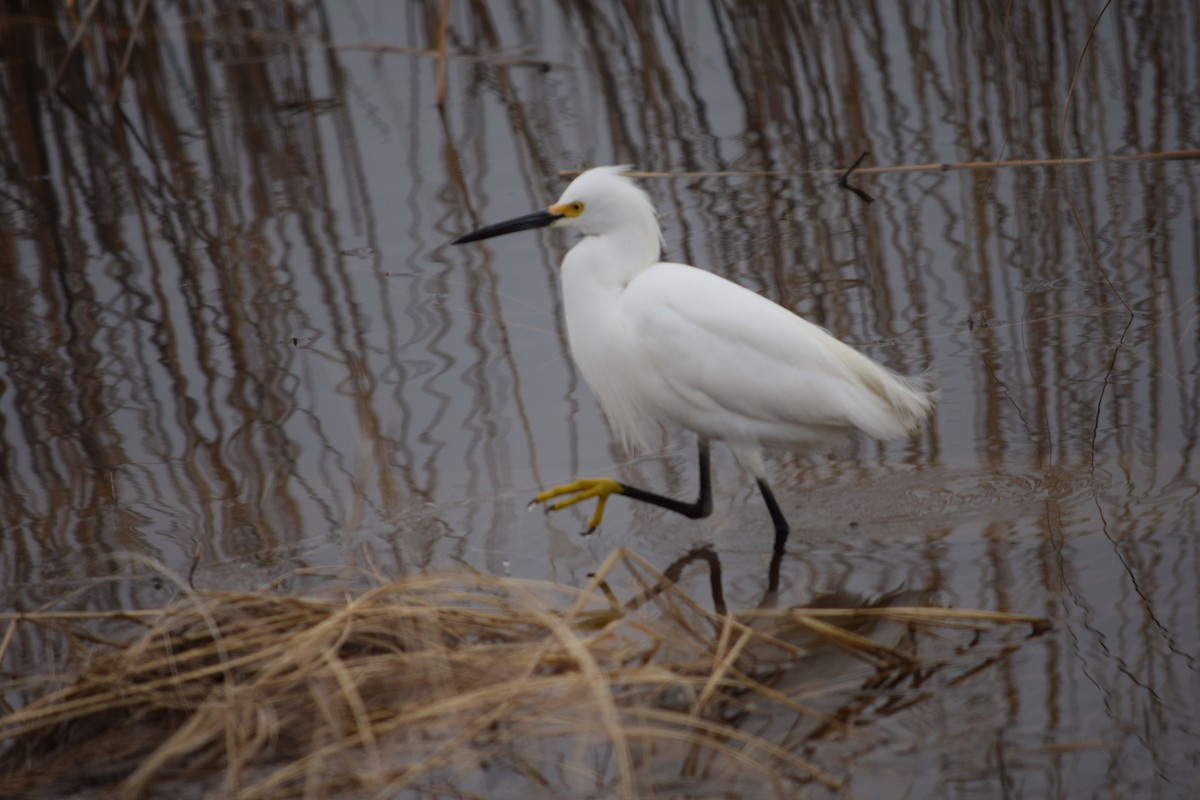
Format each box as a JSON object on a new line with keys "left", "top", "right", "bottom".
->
{"left": 1, "top": 2, "right": 1197, "bottom": 797}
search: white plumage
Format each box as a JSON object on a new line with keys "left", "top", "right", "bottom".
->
{"left": 454, "top": 165, "right": 933, "bottom": 549}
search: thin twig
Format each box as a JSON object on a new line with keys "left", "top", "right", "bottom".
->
{"left": 839, "top": 151, "right": 874, "bottom": 203}
{"left": 0, "top": 619, "right": 17, "bottom": 668}
{"left": 245, "top": 33, "right": 565, "bottom": 68}
{"left": 435, "top": 0, "right": 450, "bottom": 106}
{"left": 1056, "top": 0, "right": 1131, "bottom": 478}
{"left": 108, "top": 0, "right": 151, "bottom": 105}
{"left": 50, "top": 0, "right": 103, "bottom": 91}
{"left": 569, "top": 149, "right": 1200, "bottom": 179}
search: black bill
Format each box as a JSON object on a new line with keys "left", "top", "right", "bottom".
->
{"left": 452, "top": 209, "right": 560, "bottom": 245}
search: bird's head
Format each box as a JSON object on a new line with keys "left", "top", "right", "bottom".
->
{"left": 452, "top": 166, "right": 661, "bottom": 251}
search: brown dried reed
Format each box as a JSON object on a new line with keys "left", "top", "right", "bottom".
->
{"left": 0, "top": 548, "right": 1044, "bottom": 799}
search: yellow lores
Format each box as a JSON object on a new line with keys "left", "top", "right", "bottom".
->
{"left": 552, "top": 200, "right": 585, "bottom": 218}
{"left": 454, "top": 166, "right": 933, "bottom": 552}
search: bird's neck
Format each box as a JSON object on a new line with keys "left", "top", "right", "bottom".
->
{"left": 561, "top": 224, "right": 660, "bottom": 289}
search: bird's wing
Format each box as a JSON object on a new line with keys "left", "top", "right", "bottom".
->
{"left": 621, "top": 263, "right": 929, "bottom": 443}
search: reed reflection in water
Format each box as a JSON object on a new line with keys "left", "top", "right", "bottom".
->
{"left": 0, "top": 1, "right": 1197, "bottom": 796}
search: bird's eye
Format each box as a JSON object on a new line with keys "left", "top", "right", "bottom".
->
{"left": 568, "top": 201, "right": 585, "bottom": 216}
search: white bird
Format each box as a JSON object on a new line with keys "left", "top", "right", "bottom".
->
{"left": 453, "top": 166, "right": 933, "bottom": 551}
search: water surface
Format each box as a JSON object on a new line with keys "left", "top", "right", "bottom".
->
{"left": 1, "top": 2, "right": 1197, "bottom": 797}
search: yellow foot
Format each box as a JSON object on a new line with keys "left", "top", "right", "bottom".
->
{"left": 533, "top": 478, "right": 624, "bottom": 534}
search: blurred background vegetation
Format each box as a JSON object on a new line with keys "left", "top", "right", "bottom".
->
{"left": 0, "top": 1, "right": 1197, "bottom": 796}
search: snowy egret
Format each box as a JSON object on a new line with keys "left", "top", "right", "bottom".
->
{"left": 453, "top": 166, "right": 933, "bottom": 551}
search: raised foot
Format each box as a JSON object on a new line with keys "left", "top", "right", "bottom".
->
{"left": 532, "top": 477, "right": 624, "bottom": 534}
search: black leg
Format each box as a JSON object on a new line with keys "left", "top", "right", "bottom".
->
{"left": 534, "top": 440, "right": 713, "bottom": 533}
{"left": 762, "top": 544, "right": 784, "bottom": 608}
{"left": 619, "top": 440, "right": 712, "bottom": 519}
{"left": 756, "top": 478, "right": 790, "bottom": 553}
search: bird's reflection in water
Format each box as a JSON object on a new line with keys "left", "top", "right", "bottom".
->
{"left": 601, "top": 540, "right": 968, "bottom": 752}
{"left": 620, "top": 541, "right": 938, "bottom": 616}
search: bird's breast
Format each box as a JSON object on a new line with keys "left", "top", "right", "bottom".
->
{"left": 560, "top": 257, "right": 659, "bottom": 451}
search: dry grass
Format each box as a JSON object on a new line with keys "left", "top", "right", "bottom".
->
{"left": 0, "top": 548, "right": 1045, "bottom": 799}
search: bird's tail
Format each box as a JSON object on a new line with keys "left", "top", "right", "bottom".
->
{"left": 879, "top": 368, "right": 936, "bottom": 433}
{"left": 827, "top": 337, "right": 936, "bottom": 439}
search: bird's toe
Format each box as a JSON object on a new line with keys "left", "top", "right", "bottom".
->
{"left": 531, "top": 477, "right": 624, "bottom": 533}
